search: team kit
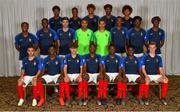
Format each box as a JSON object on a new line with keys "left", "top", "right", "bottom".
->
{"left": 15, "top": 4, "right": 168, "bottom": 107}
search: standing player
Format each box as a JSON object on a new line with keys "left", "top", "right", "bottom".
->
{"left": 69, "top": 7, "right": 82, "bottom": 30}
{"left": 36, "top": 45, "right": 64, "bottom": 107}
{"left": 101, "top": 4, "right": 117, "bottom": 31}
{"left": 36, "top": 18, "right": 58, "bottom": 59}
{"left": 93, "top": 19, "right": 111, "bottom": 57}
{"left": 17, "top": 45, "right": 43, "bottom": 106}
{"left": 122, "top": 5, "right": 133, "bottom": 30}
{"left": 140, "top": 42, "right": 168, "bottom": 105}
{"left": 49, "top": 5, "right": 62, "bottom": 32}
{"left": 61, "top": 42, "right": 85, "bottom": 106}
{"left": 84, "top": 4, "right": 100, "bottom": 32}
{"left": 15, "top": 22, "right": 38, "bottom": 69}
{"left": 145, "top": 16, "right": 165, "bottom": 56}
{"left": 57, "top": 17, "right": 75, "bottom": 57}
{"left": 111, "top": 16, "right": 128, "bottom": 57}
{"left": 75, "top": 18, "right": 93, "bottom": 56}
{"left": 100, "top": 43, "right": 123, "bottom": 106}
{"left": 127, "top": 16, "right": 146, "bottom": 58}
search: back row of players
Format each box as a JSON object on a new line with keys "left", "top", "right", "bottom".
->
{"left": 15, "top": 4, "right": 168, "bottom": 107}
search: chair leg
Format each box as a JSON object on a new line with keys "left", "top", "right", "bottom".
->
{"left": 159, "top": 84, "right": 162, "bottom": 98}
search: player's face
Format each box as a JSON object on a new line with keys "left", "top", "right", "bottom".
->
{"left": 42, "top": 20, "right": 48, "bottom": 28}
{"left": 134, "top": 19, "right": 141, "bottom": 28}
{"left": 27, "top": 48, "right": 35, "bottom": 57}
{"left": 70, "top": 48, "right": 77, "bottom": 55}
{"left": 48, "top": 47, "right": 56, "bottom": 55}
{"left": 53, "top": 9, "right": 60, "bottom": 17}
{"left": 72, "top": 9, "right": 78, "bottom": 17}
{"left": 105, "top": 7, "right": 112, "bottom": 15}
{"left": 81, "top": 20, "right": 88, "bottom": 29}
{"left": 98, "top": 21, "right": 106, "bottom": 29}
{"left": 88, "top": 8, "right": 94, "bottom": 14}
{"left": 116, "top": 18, "right": 122, "bottom": 27}
{"left": 89, "top": 45, "right": 96, "bottom": 53}
{"left": 148, "top": 44, "right": 156, "bottom": 53}
{"left": 153, "top": 20, "right": 160, "bottom": 27}
{"left": 123, "top": 9, "right": 131, "bottom": 16}
{"left": 62, "top": 20, "right": 69, "bottom": 28}
{"left": 21, "top": 24, "right": 29, "bottom": 32}
{"left": 127, "top": 47, "right": 134, "bottom": 56}
{"left": 109, "top": 46, "right": 115, "bottom": 55}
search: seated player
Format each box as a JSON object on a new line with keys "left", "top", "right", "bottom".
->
{"left": 49, "top": 5, "right": 62, "bottom": 32}
{"left": 57, "top": 17, "right": 75, "bottom": 57}
{"left": 76, "top": 18, "right": 93, "bottom": 56}
{"left": 61, "top": 42, "right": 85, "bottom": 106}
{"left": 99, "top": 43, "right": 123, "bottom": 106}
{"left": 36, "top": 18, "right": 58, "bottom": 59}
{"left": 101, "top": 4, "right": 116, "bottom": 31}
{"left": 17, "top": 45, "right": 43, "bottom": 106}
{"left": 141, "top": 42, "right": 168, "bottom": 105}
{"left": 145, "top": 16, "right": 165, "bottom": 56}
{"left": 127, "top": 16, "right": 146, "bottom": 58}
{"left": 36, "top": 45, "right": 64, "bottom": 107}
{"left": 111, "top": 16, "right": 128, "bottom": 57}
{"left": 117, "top": 46, "right": 142, "bottom": 105}
{"left": 122, "top": 5, "right": 133, "bottom": 30}
{"left": 15, "top": 22, "right": 38, "bottom": 69}
{"left": 84, "top": 4, "right": 100, "bottom": 32}
{"left": 69, "top": 7, "right": 82, "bottom": 30}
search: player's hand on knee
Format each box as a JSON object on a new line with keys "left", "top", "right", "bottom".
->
{"left": 145, "top": 75, "right": 150, "bottom": 83}
{"left": 64, "top": 76, "right": 70, "bottom": 82}
{"left": 77, "top": 75, "right": 82, "bottom": 82}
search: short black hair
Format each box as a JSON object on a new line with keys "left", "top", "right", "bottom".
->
{"left": 149, "top": 41, "right": 157, "bottom": 47}
{"left": 21, "top": 22, "right": 29, "bottom": 27}
{"left": 127, "top": 45, "right": 134, "bottom": 50}
{"left": 122, "top": 5, "right": 133, "bottom": 13}
{"left": 151, "top": 16, "right": 161, "bottom": 23}
{"left": 133, "top": 16, "right": 142, "bottom": 23}
{"left": 87, "top": 4, "right": 96, "bottom": 10}
{"left": 41, "top": 18, "right": 48, "bottom": 23}
{"left": 27, "top": 44, "right": 35, "bottom": 50}
{"left": 69, "top": 41, "right": 78, "bottom": 48}
{"left": 89, "top": 42, "right": 97, "bottom": 48}
{"left": 81, "top": 18, "right": 88, "bottom": 23}
{"left": 108, "top": 43, "right": 116, "bottom": 49}
{"left": 98, "top": 18, "right": 105, "bottom": 24}
{"left": 104, "top": 4, "right": 112, "bottom": 10}
{"left": 48, "top": 45, "right": 56, "bottom": 50}
{"left": 72, "top": 7, "right": 78, "bottom": 12}
{"left": 52, "top": 5, "right": 60, "bottom": 11}
{"left": 62, "top": 17, "right": 69, "bottom": 21}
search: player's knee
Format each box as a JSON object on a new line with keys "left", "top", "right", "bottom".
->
{"left": 164, "top": 77, "right": 168, "bottom": 83}
{"left": 17, "top": 80, "right": 23, "bottom": 86}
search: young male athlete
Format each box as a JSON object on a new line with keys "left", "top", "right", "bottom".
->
{"left": 122, "top": 5, "right": 133, "bottom": 30}
{"left": 69, "top": 7, "right": 81, "bottom": 30}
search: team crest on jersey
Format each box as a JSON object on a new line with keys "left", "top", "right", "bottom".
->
{"left": 134, "top": 60, "right": 137, "bottom": 64}
{"left": 111, "top": 19, "right": 114, "bottom": 22}
{"left": 60, "top": 33, "right": 63, "bottom": 36}
{"left": 46, "top": 61, "right": 49, "bottom": 65}
{"left": 106, "top": 60, "right": 109, "bottom": 62}
{"left": 49, "top": 33, "right": 52, "bottom": 37}
{"left": 126, "top": 61, "right": 128, "bottom": 64}
{"left": 94, "top": 19, "right": 97, "bottom": 22}
{"left": 122, "top": 31, "right": 125, "bottom": 34}
{"left": 141, "top": 32, "right": 143, "bottom": 36}
{"left": 159, "top": 32, "right": 162, "bottom": 36}
{"left": 68, "top": 60, "right": 71, "bottom": 62}
{"left": 29, "top": 38, "right": 32, "bottom": 42}
{"left": 113, "top": 31, "right": 116, "bottom": 34}
{"left": 150, "top": 33, "right": 153, "bottom": 36}
{"left": 55, "top": 61, "right": 58, "bottom": 65}
{"left": 95, "top": 59, "right": 98, "bottom": 63}
{"left": 34, "top": 62, "right": 37, "bottom": 66}
{"left": 77, "top": 59, "right": 79, "bottom": 63}
{"left": 156, "top": 58, "right": 159, "bottom": 63}
{"left": 40, "top": 34, "right": 43, "bottom": 37}
{"left": 116, "top": 59, "right": 118, "bottom": 63}
{"left": 146, "top": 59, "right": 150, "bottom": 62}
{"left": 20, "top": 39, "right": 23, "bottom": 42}
{"left": 87, "top": 34, "right": 89, "bottom": 37}
{"left": 78, "top": 21, "right": 80, "bottom": 24}
{"left": 105, "top": 34, "right": 108, "bottom": 37}
{"left": 131, "top": 33, "right": 135, "bottom": 36}
{"left": 69, "top": 32, "right": 71, "bottom": 36}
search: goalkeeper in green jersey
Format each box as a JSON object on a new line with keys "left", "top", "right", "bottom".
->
{"left": 75, "top": 18, "right": 94, "bottom": 56}
{"left": 93, "top": 19, "right": 111, "bottom": 56}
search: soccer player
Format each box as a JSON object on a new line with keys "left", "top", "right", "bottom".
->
{"left": 93, "top": 19, "right": 111, "bottom": 57}
{"left": 111, "top": 16, "right": 128, "bottom": 57}
{"left": 61, "top": 42, "right": 85, "bottom": 106}
{"left": 127, "top": 16, "right": 146, "bottom": 58}
{"left": 101, "top": 4, "right": 117, "bottom": 31}
{"left": 15, "top": 22, "right": 38, "bottom": 69}
{"left": 36, "top": 18, "right": 58, "bottom": 59}
{"left": 36, "top": 45, "right": 64, "bottom": 107}
{"left": 84, "top": 4, "right": 100, "bottom": 32}
{"left": 118, "top": 46, "right": 142, "bottom": 105}
{"left": 100, "top": 43, "right": 123, "bottom": 106}
{"left": 17, "top": 45, "right": 43, "bottom": 106}
{"left": 122, "top": 5, "right": 133, "bottom": 30}
{"left": 57, "top": 17, "right": 75, "bottom": 57}
{"left": 145, "top": 16, "right": 165, "bottom": 56}
{"left": 49, "top": 5, "right": 62, "bottom": 32}
{"left": 140, "top": 42, "right": 168, "bottom": 105}
{"left": 69, "top": 7, "right": 81, "bottom": 30}
{"left": 75, "top": 18, "right": 93, "bottom": 56}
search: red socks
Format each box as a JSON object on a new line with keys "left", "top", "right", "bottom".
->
{"left": 116, "top": 82, "right": 126, "bottom": 99}
{"left": 78, "top": 81, "right": 88, "bottom": 99}
{"left": 59, "top": 82, "right": 70, "bottom": 100}
{"left": 33, "top": 85, "right": 38, "bottom": 99}
{"left": 97, "top": 80, "right": 108, "bottom": 99}
{"left": 162, "top": 83, "right": 168, "bottom": 98}
{"left": 138, "top": 84, "right": 145, "bottom": 99}
{"left": 17, "top": 85, "right": 24, "bottom": 99}
{"left": 37, "top": 82, "right": 44, "bottom": 99}
{"left": 144, "top": 84, "right": 149, "bottom": 99}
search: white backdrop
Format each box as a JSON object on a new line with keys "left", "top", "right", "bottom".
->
{"left": 0, "top": 0, "right": 180, "bottom": 77}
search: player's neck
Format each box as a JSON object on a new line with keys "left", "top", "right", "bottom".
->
{"left": 134, "top": 27, "right": 141, "bottom": 31}
{"left": 110, "top": 54, "right": 115, "bottom": 58}
{"left": 71, "top": 53, "right": 77, "bottom": 58}
{"left": 28, "top": 56, "right": 35, "bottom": 61}
{"left": 49, "top": 55, "right": 56, "bottom": 60}
{"left": 152, "top": 26, "right": 159, "bottom": 31}
{"left": 81, "top": 27, "right": 87, "bottom": 31}
{"left": 117, "top": 26, "right": 122, "bottom": 30}
{"left": 99, "top": 28, "right": 105, "bottom": 32}
{"left": 72, "top": 16, "right": 78, "bottom": 20}
{"left": 90, "top": 53, "right": 95, "bottom": 57}
{"left": 88, "top": 14, "right": 94, "bottom": 18}
{"left": 63, "top": 27, "right": 69, "bottom": 32}
{"left": 105, "top": 14, "right": 111, "bottom": 18}
{"left": 149, "top": 53, "right": 156, "bottom": 57}
{"left": 43, "top": 27, "right": 49, "bottom": 32}
{"left": 54, "top": 16, "right": 59, "bottom": 19}
{"left": 129, "top": 55, "right": 134, "bottom": 59}
{"left": 22, "top": 32, "right": 29, "bottom": 37}
{"left": 124, "top": 16, "right": 130, "bottom": 20}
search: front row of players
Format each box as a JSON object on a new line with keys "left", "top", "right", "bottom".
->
{"left": 17, "top": 42, "right": 168, "bottom": 107}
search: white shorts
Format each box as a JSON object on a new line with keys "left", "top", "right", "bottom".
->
{"left": 88, "top": 73, "right": 98, "bottom": 84}
{"left": 126, "top": 74, "right": 140, "bottom": 82}
{"left": 149, "top": 75, "right": 162, "bottom": 83}
{"left": 22, "top": 76, "right": 34, "bottom": 87}
{"left": 106, "top": 73, "right": 119, "bottom": 82}
{"left": 42, "top": 74, "right": 60, "bottom": 84}
{"left": 134, "top": 53, "right": 144, "bottom": 58}
{"left": 19, "top": 60, "right": 22, "bottom": 70}
{"left": 68, "top": 74, "right": 79, "bottom": 82}
{"left": 116, "top": 53, "right": 127, "bottom": 58}
{"left": 40, "top": 55, "right": 48, "bottom": 59}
